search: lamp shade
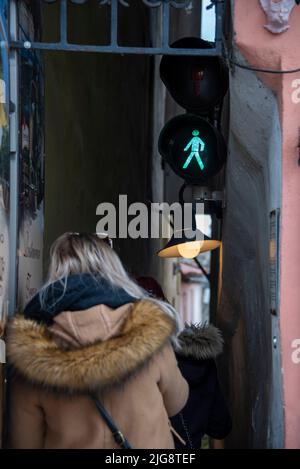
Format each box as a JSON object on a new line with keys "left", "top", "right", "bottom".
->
{"left": 157, "top": 228, "right": 221, "bottom": 259}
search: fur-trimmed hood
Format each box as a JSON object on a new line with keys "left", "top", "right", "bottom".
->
{"left": 6, "top": 299, "right": 175, "bottom": 394}
{"left": 177, "top": 323, "right": 224, "bottom": 361}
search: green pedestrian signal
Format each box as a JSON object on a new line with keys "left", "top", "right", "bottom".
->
{"left": 159, "top": 114, "right": 226, "bottom": 185}
{"left": 182, "top": 130, "right": 205, "bottom": 170}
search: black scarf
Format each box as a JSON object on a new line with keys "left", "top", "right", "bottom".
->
{"left": 24, "top": 273, "right": 137, "bottom": 325}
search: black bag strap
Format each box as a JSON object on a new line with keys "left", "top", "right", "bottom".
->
{"left": 90, "top": 395, "right": 132, "bottom": 449}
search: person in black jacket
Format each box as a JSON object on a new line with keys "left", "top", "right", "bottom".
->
{"left": 137, "top": 277, "right": 232, "bottom": 449}
{"left": 171, "top": 323, "right": 232, "bottom": 449}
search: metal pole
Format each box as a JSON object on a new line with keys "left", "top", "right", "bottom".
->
{"left": 214, "top": 0, "right": 223, "bottom": 53}
{"left": 8, "top": 0, "right": 19, "bottom": 315}
{"left": 193, "top": 257, "right": 210, "bottom": 283}
{"left": 110, "top": 0, "right": 118, "bottom": 47}
{"left": 60, "top": 0, "right": 68, "bottom": 46}
{"left": 162, "top": 0, "right": 170, "bottom": 49}
{"left": 10, "top": 40, "right": 220, "bottom": 55}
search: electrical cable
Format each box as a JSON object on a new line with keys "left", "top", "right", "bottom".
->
{"left": 224, "top": 8, "right": 300, "bottom": 77}
{"left": 229, "top": 58, "right": 300, "bottom": 75}
{"left": 220, "top": 3, "right": 300, "bottom": 76}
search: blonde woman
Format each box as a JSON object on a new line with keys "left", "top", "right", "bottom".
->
{"left": 7, "top": 233, "right": 188, "bottom": 449}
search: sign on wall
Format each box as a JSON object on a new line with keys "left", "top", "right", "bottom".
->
{"left": 0, "top": 0, "right": 10, "bottom": 321}
{"left": 17, "top": 0, "right": 44, "bottom": 309}
{"left": 0, "top": 0, "right": 9, "bottom": 449}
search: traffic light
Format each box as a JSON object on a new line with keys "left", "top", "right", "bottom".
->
{"left": 159, "top": 37, "right": 228, "bottom": 185}
{"left": 157, "top": 37, "right": 228, "bottom": 258}
{"left": 158, "top": 113, "right": 226, "bottom": 185}
{"left": 160, "top": 37, "right": 228, "bottom": 115}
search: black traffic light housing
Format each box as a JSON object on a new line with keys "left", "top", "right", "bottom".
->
{"left": 158, "top": 113, "right": 226, "bottom": 185}
{"left": 160, "top": 37, "right": 228, "bottom": 115}
{"left": 159, "top": 37, "right": 228, "bottom": 185}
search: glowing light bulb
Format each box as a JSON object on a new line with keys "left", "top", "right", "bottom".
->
{"left": 177, "top": 240, "right": 204, "bottom": 259}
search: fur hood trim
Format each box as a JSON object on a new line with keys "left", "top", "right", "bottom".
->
{"left": 177, "top": 324, "right": 223, "bottom": 360}
{"left": 6, "top": 300, "right": 175, "bottom": 394}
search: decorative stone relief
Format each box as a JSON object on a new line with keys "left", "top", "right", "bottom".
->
{"left": 260, "top": 0, "right": 296, "bottom": 33}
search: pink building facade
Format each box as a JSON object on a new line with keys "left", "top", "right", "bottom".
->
{"left": 223, "top": 0, "right": 300, "bottom": 448}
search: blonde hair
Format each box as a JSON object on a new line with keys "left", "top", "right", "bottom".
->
{"left": 41, "top": 233, "right": 181, "bottom": 344}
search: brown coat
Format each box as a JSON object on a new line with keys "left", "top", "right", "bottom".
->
{"left": 6, "top": 300, "right": 188, "bottom": 449}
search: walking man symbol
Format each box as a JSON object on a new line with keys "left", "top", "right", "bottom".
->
{"left": 183, "top": 130, "right": 205, "bottom": 170}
